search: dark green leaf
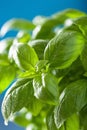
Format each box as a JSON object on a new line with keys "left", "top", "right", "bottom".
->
{"left": 33, "top": 72, "right": 59, "bottom": 105}
{"left": 59, "top": 58, "right": 85, "bottom": 93}
{"left": 10, "top": 43, "right": 39, "bottom": 70}
{"left": 81, "top": 44, "right": 87, "bottom": 71}
{"left": 0, "top": 18, "right": 35, "bottom": 37}
{"left": 80, "top": 105, "right": 87, "bottom": 130}
{"left": 1, "top": 78, "right": 34, "bottom": 123}
{"left": 54, "top": 79, "right": 87, "bottom": 128}
{"left": 46, "top": 107, "right": 58, "bottom": 130}
{"left": 29, "top": 39, "right": 48, "bottom": 59}
{"left": 44, "top": 31, "right": 85, "bottom": 69}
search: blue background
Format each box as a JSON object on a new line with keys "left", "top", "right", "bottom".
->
{"left": 0, "top": 0, "right": 87, "bottom": 130}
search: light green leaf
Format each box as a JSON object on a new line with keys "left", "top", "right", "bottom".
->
{"left": 33, "top": 15, "right": 47, "bottom": 25}
{"left": 33, "top": 72, "right": 58, "bottom": 105}
{"left": 54, "top": 79, "right": 87, "bottom": 128}
{"left": 73, "top": 16, "right": 87, "bottom": 36}
{"left": 0, "top": 65, "right": 16, "bottom": 93}
{"left": 11, "top": 43, "right": 39, "bottom": 70}
{"left": 35, "top": 60, "right": 48, "bottom": 72}
{"left": 0, "top": 38, "right": 13, "bottom": 54}
{"left": 0, "top": 54, "right": 9, "bottom": 66}
{"left": 44, "top": 31, "right": 85, "bottom": 69}
{"left": 65, "top": 114, "right": 80, "bottom": 130}
{"left": 29, "top": 39, "right": 48, "bottom": 59}
{"left": 16, "top": 31, "right": 30, "bottom": 44}
{"left": 1, "top": 78, "right": 34, "bottom": 124}
{"left": 32, "top": 9, "right": 85, "bottom": 39}
{"left": 12, "top": 108, "right": 32, "bottom": 127}
{"left": 0, "top": 18, "right": 35, "bottom": 37}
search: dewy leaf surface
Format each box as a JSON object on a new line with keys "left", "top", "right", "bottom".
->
{"left": 54, "top": 79, "right": 87, "bottom": 128}
{"left": 44, "top": 31, "right": 85, "bottom": 69}
{"left": 1, "top": 78, "right": 34, "bottom": 123}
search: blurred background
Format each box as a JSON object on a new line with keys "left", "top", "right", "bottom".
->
{"left": 0, "top": 0, "right": 87, "bottom": 130}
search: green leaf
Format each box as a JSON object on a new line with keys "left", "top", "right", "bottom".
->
{"left": 0, "top": 18, "right": 35, "bottom": 37}
{"left": 80, "top": 105, "right": 87, "bottom": 130}
{"left": 29, "top": 39, "right": 48, "bottom": 59}
{"left": 35, "top": 60, "right": 48, "bottom": 72}
{"left": 65, "top": 114, "right": 80, "bottom": 130}
{"left": 44, "top": 31, "right": 85, "bottom": 69}
{"left": 0, "top": 65, "right": 16, "bottom": 93}
{"left": 59, "top": 58, "right": 85, "bottom": 93}
{"left": 81, "top": 44, "right": 87, "bottom": 71}
{"left": 33, "top": 72, "right": 58, "bottom": 105}
{"left": 54, "top": 79, "right": 87, "bottom": 128}
{"left": 0, "top": 38, "right": 13, "bottom": 54}
{"left": 27, "top": 96, "right": 43, "bottom": 116}
{"left": 10, "top": 43, "right": 39, "bottom": 70}
{"left": 73, "top": 16, "right": 87, "bottom": 36}
{"left": 0, "top": 54, "right": 10, "bottom": 66}
{"left": 12, "top": 108, "right": 32, "bottom": 127}
{"left": 33, "top": 15, "right": 47, "bottom": 25}
{"left": 46, "top": 107, "right": 58, "bottom": 130}
{"left": 32, "top": 9, "right": 85, "bottom": 39}
{"left": 1, "top": 78, "right": 34, "bottom": 124}
{"left": 16, "top": 31, "right": 30, "bottom": 44}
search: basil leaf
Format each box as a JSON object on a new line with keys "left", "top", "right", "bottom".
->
{"left": 0, "top": 18, "right": 35, "bottom": 37}
{"left": 80, "top": 105, "right": 87, "bottom": 130}
{"left": 59, "top": 58, "right": 85, "bottom": 93}
{"left": 74, "top": 16, "right": 87, "bottom": 36}
{"left": 44, "top": 31, "right": 85, "bottom": 69}
{"left": 54, "top": 79, "right": 87, "bottom": 128}
{"left": 29, "top": 39, "right": 48, "bottom": 59}
{"left": 12, "top": 108, "right": 31, "bottom": 127}
{"left": 65, "top": 114, "right": 80, "bottom": 130}
{"left": 46, "top": 107, "right": 58, "bottom": 130}
{"left": 16, "top": 31, "right": 30, "bottom": 44}
{"left": 27, "top": 96, "right": 43, "bottom": 116}
{"left": 35, "top": 60, "right": 48, "bottom": 72}
{"left": 0, "top": 38, "right": 13, "bottom": 54}
{"left": 0, "top": 65, "right": 16, "bottom": 93}
{"left": 32, "top": 9, "right": 85, "bottom": 39}
{"left": 1, "top": 78, "right": 34, "bottom": 124}
{"left": 11, "top": 43, "right": 39, "bottom": 70}
{"left": 33, "top": 72, "right": 58, "bottom": 105}
{"left": 81, "top": 44, "right": 87, "bottom": 71}
{"left": 0, "top": 54, "right": 10, "bottom": 66}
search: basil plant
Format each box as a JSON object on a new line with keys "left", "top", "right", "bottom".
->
{"left": 0, "top": 8, "right": 87, "bottom": 130}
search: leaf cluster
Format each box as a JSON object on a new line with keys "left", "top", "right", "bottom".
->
{"left": 0, "top": 9, "right": 87, "bottom": 130}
